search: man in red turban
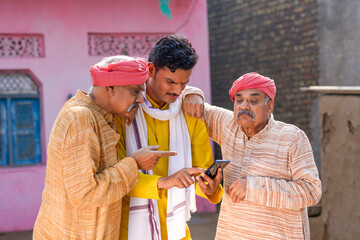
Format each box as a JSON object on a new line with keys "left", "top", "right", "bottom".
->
{"left": 182, "top": 72, "right": 321, "bottom": 240}
{"left": 228, "top": 72, "right": 276, "bottom": 138}
{"left": 229, "top": 72, "right": 276, "bottom": 101}
{"left": 33, "top": 55, "right": 176, "bottom": 240}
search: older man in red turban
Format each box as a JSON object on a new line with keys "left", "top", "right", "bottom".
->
{"left": 182, "top": 72, "right": 321, "bottom": 240}
{"left": 33, "top": 55, "right": 176, "bottom": 240}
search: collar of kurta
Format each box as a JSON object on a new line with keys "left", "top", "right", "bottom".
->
{"left": 74, "top": 90, "right": 113, "bottom": 125}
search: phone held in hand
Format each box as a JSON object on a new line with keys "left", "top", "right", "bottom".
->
{"left": 204, "top": 160, "right": 230, "bottom": 179}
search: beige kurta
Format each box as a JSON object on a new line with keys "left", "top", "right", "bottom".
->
{"left": 204, "top": 104, "right": 321, "bottom": 240}
{"left": 33, "top": 90, "right": 139, "bottom": 240}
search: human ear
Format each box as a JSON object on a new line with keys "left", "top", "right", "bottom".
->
{"left": 148, "top": 62, "right": 156, "bottom": 78}
{"left": 106, "top": 86, "right": 114, "bottom": 96}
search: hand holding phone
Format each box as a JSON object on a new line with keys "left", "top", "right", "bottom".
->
{"left": 204, "top": 160, "right": 230, "bottom": 179}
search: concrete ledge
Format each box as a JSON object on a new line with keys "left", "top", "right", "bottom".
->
{"left": 300, "top": 86, "right": 360, "bottom": 95}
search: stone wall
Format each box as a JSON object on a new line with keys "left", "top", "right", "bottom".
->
{"left": 319, "top": 95, "right": 360, "bottom": 240}
{"left": 318, "top": 0, "right": 360, "bottom": 86}
{"left": 207, "top": 0, "right": 320, "bottom": 161}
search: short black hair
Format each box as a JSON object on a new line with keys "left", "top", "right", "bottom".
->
{"left": 148, "top": 34, "right": 198, "bottom": 72}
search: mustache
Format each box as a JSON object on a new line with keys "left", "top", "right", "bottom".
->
{"left": 237, "top": 109, "right": 255, "bottom": 120}
{"left": 166, "top": 93, "right": 179, "bottom": 97}
{"left": 127, "top": 102, "right": 139, "bottom": 113}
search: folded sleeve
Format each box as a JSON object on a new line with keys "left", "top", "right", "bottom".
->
{"left": 127, "top": 172, "right": 166, "bottom": 199}
{"left": 204, "top": 103, "right": 233, "bottom": 145}
{"left": 195, "top": 182, "right": 224, "bottom": 204}
{"left": 181, "top": 85, "right": 205, "bottom": 100}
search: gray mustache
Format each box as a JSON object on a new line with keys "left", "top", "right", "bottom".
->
{"left": 237, "top": 109, "right": 255, "bottom": 120}
{"left": 127, "top": 102, "right": 139, "bottom": 113}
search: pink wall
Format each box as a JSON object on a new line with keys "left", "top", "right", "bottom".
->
{"left": 0, "top": 167, "right": 46, "bottom": 232}
{"left": 0, "top": 0, "right": 213, "bottom": 232}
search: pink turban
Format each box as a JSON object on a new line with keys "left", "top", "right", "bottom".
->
{"left": 90, "top": 58, "right": 148, "bottom": 87}
{"left": 229, "top": 72, "right": 276, "bottom": 102}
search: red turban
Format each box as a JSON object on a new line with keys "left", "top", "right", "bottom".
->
{"left": 90, "top": 58, "right": 148, "bottom": 87}
{"left": 229, "top": 72, "right": 276, "bottom": 102}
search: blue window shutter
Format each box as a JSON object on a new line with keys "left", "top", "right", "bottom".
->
{"left": 0, "top": 100, "right": 8, "bottom": 166}
{"left": 11, "top": 99, "right": 41, "bottom": 165}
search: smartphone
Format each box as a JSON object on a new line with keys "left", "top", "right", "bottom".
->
{"left": 204, "top": 160, "right": 230, "bottom": 179}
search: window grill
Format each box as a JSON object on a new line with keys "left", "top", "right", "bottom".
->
{"left": 0, "top": 71, "right": 41, "bottom": 167}
{"left": 0, "top": 73, "right": 38, "bottom": 95}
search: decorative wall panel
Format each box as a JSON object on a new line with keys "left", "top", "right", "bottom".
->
{"left": 0, "top": 34, "right": 44, "bottom": 58}
{"left": 88, "top": 33, "right": 169, "bottom": 56}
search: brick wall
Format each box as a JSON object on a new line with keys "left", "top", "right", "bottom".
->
{"left": 208, "top": 0, "right": 319, "bottom": 159}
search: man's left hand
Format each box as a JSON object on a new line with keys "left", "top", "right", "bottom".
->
{"left": 182, "top": 94, "right": 205, "bottom": 121}
{"left": 227, "top": 178, "right": 247, "bottom": 203}
{"left": 196, "top": 168, "right": 222, "bottom": 196}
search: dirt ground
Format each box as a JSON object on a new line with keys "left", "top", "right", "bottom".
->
{"left": 189, "top": 213, "right": 324, "bottom": 240}
{"left": 0, "top": 212, "right": 218, "bottom": 240}
{"left": 0, "top": 212, "right": 324, "bottom": 240}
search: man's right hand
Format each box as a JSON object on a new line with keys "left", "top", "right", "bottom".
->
{"left": 131, "top": 145, "right": 177, "bottom": 171}
{"left": 157, "top": 168, "right": 205, "bottom": 189}
{"left": 227, "top": 178, "right": 247, "bottom": 203}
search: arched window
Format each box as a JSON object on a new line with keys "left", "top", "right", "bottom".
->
{"left": 0, "top": 70, "right": 42, "bottom": 166}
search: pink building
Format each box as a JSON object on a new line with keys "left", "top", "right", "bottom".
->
{"left": 0, "top": 0, "right": 213, "bottom": 233}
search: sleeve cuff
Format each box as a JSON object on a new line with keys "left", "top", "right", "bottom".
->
{"left": 195, "top": 183, "right": 224, "bottom": 204}
{"left": 127, "top": 173, "right": 165, "bottom": 200}
{"left": 206, "top": 184, "right": 224, "bottom": 204}
{"left": 182, "top": 86, "right": 205, "bottom": 100}
{"left": 244, "top": 176, "right": 266, "bottom": 203}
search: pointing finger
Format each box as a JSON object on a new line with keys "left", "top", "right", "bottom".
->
{"left": 154, "top": 151, "right": 177, "bottom": 158}
{"left": 187, "top": 168, "right": 205, "bottom": 176}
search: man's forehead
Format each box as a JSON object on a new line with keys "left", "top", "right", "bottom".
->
{"left": 156, "top": 67, "right": 191, "bottom": 84}
{"left": 235, "top": 88, "right": 265, "bottom": 97}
